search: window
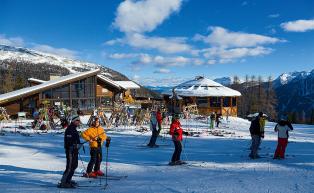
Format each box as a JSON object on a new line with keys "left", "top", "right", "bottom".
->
{"left": 223, "top": 97, "right": 230, "bottom": 107}
{"left": 210, "top": 97, "right": 221, "bottom": 107}
{"left": 196, "top": 97, "right": 208, "bottom": 107}
{"left": 232, "top": 97, "right": 237, "bottom": 107}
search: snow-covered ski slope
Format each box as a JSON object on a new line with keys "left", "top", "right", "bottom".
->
{"left": 0, "top": 117, "right": 313, "bottom": 193}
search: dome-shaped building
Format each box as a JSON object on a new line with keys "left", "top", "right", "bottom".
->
{"left": 163, "top": 76, "right": 241, "bottom": 116}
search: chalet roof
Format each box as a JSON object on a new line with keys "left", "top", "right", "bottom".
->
{"left": 115, "top": 81, "right": 140, "bottom": 89}
{"left": 97, "top": 75, "right": 121, "bottom": 89}
{"left": 0, "top": 69, "right": 100, "bottom": 105}
{"left": 162, "top": 76, "right": 241, "bottom": 97}
{"left": 28, "top": 78, "right": 47, "bottom": 84}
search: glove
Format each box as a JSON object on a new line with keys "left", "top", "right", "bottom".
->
{"left": 261, "top": 133, "right": 264, "bottom": 138}
{"left": 106, "top": 136, "right": 111, "bottom": 148}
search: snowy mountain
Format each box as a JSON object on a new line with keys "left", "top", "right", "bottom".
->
{"left": 273, "top": 70, "right": 312, "bottom": 88}
{"left": 0, "top": 44, "right": 128, "bottom": 80}
{"left": 213, "top": 77, "right": 232, "bottom": 86}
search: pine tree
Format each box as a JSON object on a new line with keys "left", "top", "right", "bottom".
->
{"left": 2, "top": 67, "right": 14, "bottom": 93}
{"left": 14, "top": 74, "right": 26, "bottom": 90}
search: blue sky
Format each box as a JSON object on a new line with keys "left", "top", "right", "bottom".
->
{"left": 1, "top": 0, "right": 314, "bottom": 86}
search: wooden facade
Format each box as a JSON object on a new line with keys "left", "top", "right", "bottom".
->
{"left": 0, "top": 70, "right": 127, "bottom": 116}
{"left": 165, "top": 96, "right": 239, "bottom": 116}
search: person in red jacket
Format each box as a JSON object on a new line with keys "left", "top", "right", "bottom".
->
{"left": 169, "top": 114, "right": 188, "bottom": 165}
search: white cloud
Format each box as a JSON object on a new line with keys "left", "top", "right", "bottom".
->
{"left": 0, "top": 34, "right": 25, "bottom": 47}
{"left": 33, "top": 44, "right": 78, "bottom": 59}
{"left": 207, "top": 59, "right": 216, "bottom": 65}
{"left": 138, "top": 77, "right": 187, "bottom": 86}
{"left": 268, "top": 14, "right": 280, "bottom": 18}
{"left": 104, "top": 38, "right": 124, "bottom": 46}
{"left": 113, "top": 0, "right": 182, "bottom": 33}
{"left": 126, "top": 33, "right": 192, "bottom": 54}
{"left": 108, "top": 53, "right": 138, "bottom": 59}
{"left": 281, "top": 19, "right": 314, "bottom": 32}
{"left": 154, "top": 68, "right": 171, "bottom": 74}
{"left": 204, "top": 46, "right": 273, "bottom": 60}
{"left": 194, "top": 26, "right": 284, "bottom": 48}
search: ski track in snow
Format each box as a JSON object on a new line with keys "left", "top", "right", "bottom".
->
{"left": 0, "top": 117, "right": 314, "bottom": 193}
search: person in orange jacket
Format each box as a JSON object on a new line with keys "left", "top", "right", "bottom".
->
{"left": 81, "top": 117, "right": 107, "bottom": 178}
{"left": 169, "top": 114, "right": 189, "bottom": 165}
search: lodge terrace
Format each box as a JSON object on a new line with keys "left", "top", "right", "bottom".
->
{"left": 0, "top": 69, "right": 140, "bottom": 115}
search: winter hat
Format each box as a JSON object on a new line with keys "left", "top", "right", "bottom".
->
{"left": 258, "top": 112, "right": 263, "bottom": 117}
{"left": 71, "top": 115, "right": 81, "bottom": 122}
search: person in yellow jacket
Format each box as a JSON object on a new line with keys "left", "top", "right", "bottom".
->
{"left": 81, "top": 117, "right": 107, "bottom": 178}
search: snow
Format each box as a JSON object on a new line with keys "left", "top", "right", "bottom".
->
{"left": 97, "top": 75, "right": 121, "bottom": 89}
{"left": 163, "top": 76, "right": 241, "bottom": 97}
{"left": 115, "top": 81, "right": 141, "bottom": 89}
{"left": 0, "top": 69, "right": 100, "bottom": 104}
{"left": 0, "top": 45, "right": 101, "bottom": 73}
{"left": 0, "top": 117, "right": 313, "bottom": 192}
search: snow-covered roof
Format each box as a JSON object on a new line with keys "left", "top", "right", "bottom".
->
{"left": 0, "top": 69, "right": 100, "bottom": 104}
{"left": 162, "top": 76, "right": 241, "bottom": 97}
{"left": 97, "top": 75, "right": 121, "bottom": 89}
{"left": 28, "top": 78, "right": 47, "bottom": 84}
{"left": 115, "top": 81, "right": 140, "bottom": 90}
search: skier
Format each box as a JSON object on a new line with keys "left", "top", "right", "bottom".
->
{"left": 169, "top": 114, "right": 189, "bottom": 165}
{"left": 156, "top": 108, "right": 163, "bottom": 133}
{"left": 81, "top": 117, "right": 107, "bottom": 178}
{"left": 147, "top": 111, "right": 159, "bottom": 147}
{"left": 59, "top": 115, "right": 82, "bottom": 188}
{"left": 215, "top": 113, "right": 222, "bottom": 128}
{"left": 209, "top": 112, "right": 216, "bottom": 129}
{"left": 249, "top": 112, "right": 264, "bottom": 159}
{"left": 273, "top": 116, "right": 293, "bottom": 159}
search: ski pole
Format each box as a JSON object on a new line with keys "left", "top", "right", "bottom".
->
{"left": 105, "top": 137, "right": 111, "bottom": 189}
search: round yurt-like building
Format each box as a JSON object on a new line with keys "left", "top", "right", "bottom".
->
{"left": 163, "top": 76, "right": 241, "bottom": 116}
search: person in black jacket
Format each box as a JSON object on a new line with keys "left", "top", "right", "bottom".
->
{"left": 249, "top": 112, "right": 264, "bottom": 159}
{"left": 59, "top": 115, "right": 81, "bottom": 188}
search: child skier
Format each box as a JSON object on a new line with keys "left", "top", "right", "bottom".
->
{"left": 169, "top": 114, "right": 189, "bottom": 165}
{"left": 81, "top": 117, "right": 107, "bottom": 178}
{"left": 273, "top": 116, "right": 293, "bottom": 159}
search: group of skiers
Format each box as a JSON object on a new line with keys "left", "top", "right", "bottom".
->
{"left": 58, "top": 109, "right": 294, "bottom": 188}
{"left": 249, "top": 112, "right": 293, "bottom": 159}
{"left": 209, "top": 112, "right": 222, "bottom": 129}
{"left": 59, "top": 115, "right": 111, "bottom": 188}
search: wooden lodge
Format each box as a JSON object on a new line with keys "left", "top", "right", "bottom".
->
{"left": 163, "top": 76, "right": 241, "bottom": 116}
{"left": 0, "top": 69, "right": 140, "bottom": 115}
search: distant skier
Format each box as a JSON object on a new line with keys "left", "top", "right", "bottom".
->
{"left": 59, "top": 115, "right": 82, "bottom": 188}
{"left": 249, "top": 112, "right": 264, "bottom": 159}
{"left": 81, "top": 117, "right": 107, "bottom": 178}
{"left": 156, "top": 108, "right": 163, "bottom": 133}
{"left": 209, "top": 112, "right": 216, "bottom": 129}
{"left": 147, "top": 111, "right": 159, "bottom": 147}
{"left": 273, "top": 116, "right": 293, "bottom": 159}
{"left": 216, "top": 113, "right": 222, "bottom": 128}
{"left": 169, "top": 114, "right": 189, "bottom": 165}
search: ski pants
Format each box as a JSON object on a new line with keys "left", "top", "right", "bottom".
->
{"left": 87, "top": 147, "right": 102, "bottom": 173}
{"left": 171, "top": 140, "right": 182, "bottom": 162}
{"left": 61, "top": 148, "right": 78, "bottom": 184}
{"left": 148, "top": 128, "right": 159, "bottom": 146}
{"left": 274, "top": 138, "right": 288, "bottom": 158}
{"left": 250, "top": 135, "right": 261, "bottom": 158}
